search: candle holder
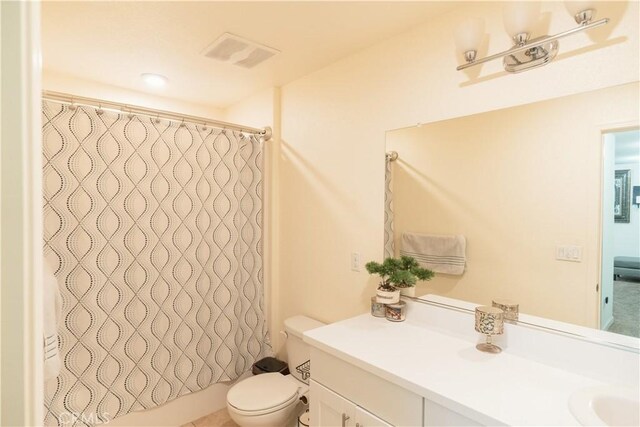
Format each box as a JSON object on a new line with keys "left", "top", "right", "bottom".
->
{"left": 385, "top": 301, "right": 406, "bottom": 322}
{"left": 475, "top": 306, "right": 504, "bottom": 354}
{"left": 370, "top": 296, "right": 386, "bottom": 318}
{"left": 492, "top": 299, "right": 519, "bottom": 322}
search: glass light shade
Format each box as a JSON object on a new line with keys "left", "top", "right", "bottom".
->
{"left": 565, "top": 0, "right": 595, "bottom": 16}
{"left": 503, "top": 1, "right": 541, "bottom": 37}
{"left": 454, "top": 18, "right": 485, "bottom": 53}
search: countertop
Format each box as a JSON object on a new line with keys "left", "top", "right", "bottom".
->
{"left": 304, "top": 311, "right": 616, "bottom": 426}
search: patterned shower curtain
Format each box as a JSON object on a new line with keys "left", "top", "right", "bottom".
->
{"left": 42, "top": 100, "right": 271, "bottom": 426}
{"left": 384, "top": 156, "right": 395, "bottom": 259}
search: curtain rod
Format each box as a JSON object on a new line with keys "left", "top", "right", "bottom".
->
{"left": 42, "top": 90, "right": 272, "bottom": 141}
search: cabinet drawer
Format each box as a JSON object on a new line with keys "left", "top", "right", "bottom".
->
{"left": 311, "top": 348, "right": 423, "bottom": 426}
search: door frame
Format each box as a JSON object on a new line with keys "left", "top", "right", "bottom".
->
{"left": 0, "top": 1, "right": 43, "bottom": 425}
{"left": 594, "top": 120, "right": 639, "bottom": 330}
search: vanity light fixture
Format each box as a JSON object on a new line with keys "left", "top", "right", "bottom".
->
{"left": 141, "top": 73, "right": 168, "bottom": 88}
{"left": 455, "top": 1, "right": 609, "bottom": 73}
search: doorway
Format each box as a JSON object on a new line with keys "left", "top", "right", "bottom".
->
{"left": 601, "top": 128, "right": 640, "bottom": 338}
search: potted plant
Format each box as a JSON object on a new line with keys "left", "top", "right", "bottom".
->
{"left": 366, "top": 256, "right": 434, "bottom": 303}
{"left": 389, "top": 256, "right": 434, "bottom": 297}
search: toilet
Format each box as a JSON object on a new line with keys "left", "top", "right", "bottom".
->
{"left": 226, "top": 316, "right": 325, "bottom": 427}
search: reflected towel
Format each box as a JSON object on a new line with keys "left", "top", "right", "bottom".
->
{"left": 43, "top": 261, "right": 62, "bottom": 382}
{"left": 400, "top": 233, "right": 466, "bottom": 275}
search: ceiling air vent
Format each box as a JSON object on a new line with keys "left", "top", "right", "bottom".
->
{"left": 202, "top": 33, "right": 279, "bottom": 69}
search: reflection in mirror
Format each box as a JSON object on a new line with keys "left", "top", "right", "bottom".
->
{"left": 385, "top": 82, "right": 639, "bottom": 338}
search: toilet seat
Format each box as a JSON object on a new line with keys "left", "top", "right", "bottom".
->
{"left": 227, "top": 373, "right": 299, "bottom": 416}
{"left": 229, "top": 393, "right": 299, "bottom": 416}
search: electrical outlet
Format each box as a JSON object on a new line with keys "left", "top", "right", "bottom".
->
{"left": 351, "top": 252, "right": 361, "bottom": 272}
{"left": 556, "top": 245, "right": 582, "bottom": 262}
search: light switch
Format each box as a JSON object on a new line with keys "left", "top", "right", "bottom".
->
{"left": 351, "top": 252, "right": 361, "bottom": 271}
{"left": 556, "top": 245, "right": 582, "bottom": 262}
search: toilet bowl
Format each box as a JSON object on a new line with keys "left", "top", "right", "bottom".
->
{"left": 226, "top": 316, "right": 325, "bottom": 427}
{"left": 227, "top": 373, "right": 307, "bottom": 427}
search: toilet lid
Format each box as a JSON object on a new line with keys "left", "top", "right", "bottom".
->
{"left": 227, "top": 373, "right": 299, "bottom": 413}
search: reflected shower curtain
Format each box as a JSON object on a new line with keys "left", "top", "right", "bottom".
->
{"left": 42, "top": 100, "right": 271, "bottom": 426}
{"left": 384, "top": 156, "right": 395, "bottom": 258}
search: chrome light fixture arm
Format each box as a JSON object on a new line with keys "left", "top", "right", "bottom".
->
{"left": 457, "top": 17, "right": 609, "bottom": 72}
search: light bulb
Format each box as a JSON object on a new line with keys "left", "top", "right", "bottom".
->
{"left": 454, "top": 18, "right": 485, "bottom": 53}
{"left": 503, "top": 1, "right": 541, "bottom": 38}
{"left": 141, "top": 73, "right": 168, "bottom": 88}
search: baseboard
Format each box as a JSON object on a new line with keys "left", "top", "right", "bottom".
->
{"left": 603, "top": 315, "right": 615, "bottom": 331}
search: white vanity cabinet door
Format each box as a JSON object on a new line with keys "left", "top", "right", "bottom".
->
{"left": 311, "top": 380, "right": 356, "bottom": 427}
{"left": 355, "top": 406, "right": 393, "bottom": 427}
{"left": 311, "top": 348, "right": 423, "bottom": 426}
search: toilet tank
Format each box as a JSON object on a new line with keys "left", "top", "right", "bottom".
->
{"left": 284, "top": 316, "right": 325, "bottom": 384}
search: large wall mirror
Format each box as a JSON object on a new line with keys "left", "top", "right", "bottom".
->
{"left": 385, "top": 82, "right": 639, "bottom": 339}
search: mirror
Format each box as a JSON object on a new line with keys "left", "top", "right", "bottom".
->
{"left": 385, "top": 82, "right": 639, "bottom": 338}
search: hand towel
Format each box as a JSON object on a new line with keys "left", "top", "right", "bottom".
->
{"left": 43, "top": 261, "right": 62, "bottom": 382}
{"left": 400, "top": 232, "right": 466, "bottom": 275}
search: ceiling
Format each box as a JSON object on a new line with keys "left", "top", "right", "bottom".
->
{"left": 42, "top": 1, "right": 457, "bottom": 109}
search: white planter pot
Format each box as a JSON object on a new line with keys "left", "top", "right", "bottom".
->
{"left": 399, "top": 287, "right": 415, "bottom": 297}
{"left": 376, "top": 288, "right": 400, "bottom": 304}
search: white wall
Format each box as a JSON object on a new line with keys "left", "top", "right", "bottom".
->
{"left": 276, "top": 0, "right": 640, "bottom": 340}
{"left": 614, "top": 151, "right": 640, "bottom": 258}
{"left": 43, "top": 69, "right": 224, "bottom": 119}
{"left": 224, "top": 88, "right": 277, "bottom": 130}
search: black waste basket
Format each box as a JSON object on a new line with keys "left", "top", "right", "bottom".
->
{"left": 251, "top": 356, "right": 289, "bottom": 375}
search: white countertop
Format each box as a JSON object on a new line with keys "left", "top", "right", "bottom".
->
{"left": 304, "top": 311, "right": 622, "bottom": 426}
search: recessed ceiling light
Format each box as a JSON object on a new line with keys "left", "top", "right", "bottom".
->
{"left": 140, "top": 73, "right": 168, "bottom": 88}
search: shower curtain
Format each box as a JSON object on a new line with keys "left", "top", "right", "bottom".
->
{"left": 384, "top": 156, "right": 395, "bottom": 259}
{"left": 42, "top": 100, "right": 271, "bottom": 426}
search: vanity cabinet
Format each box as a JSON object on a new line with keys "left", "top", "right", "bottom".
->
{"left": 311, "top": 381, "right": 391, "bottom": 427}
{"left": 310, "top": 348, "right": 422, "bottom": 426}
{"left": 305, "top": 299, "right": 639, "bottom": 427}
{"left": 309, "top": 347, "right": 483, "bottom": 427}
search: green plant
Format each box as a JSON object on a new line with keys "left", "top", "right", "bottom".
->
{"left": 365, "top": 257, "right": 401, "bottom": 291}
{"left": 365, "top": 255, "right": 434, "bottom": 291}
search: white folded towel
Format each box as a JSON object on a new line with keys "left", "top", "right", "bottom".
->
{"left": 400, "top": 233, "right": 466, "bottom": 275}
{"left": 43, "top": 261, "right": 63, "bottom": 382}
